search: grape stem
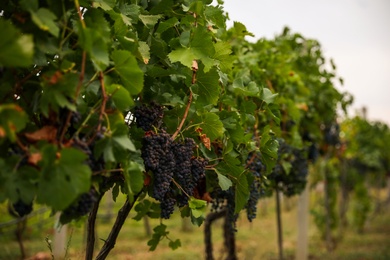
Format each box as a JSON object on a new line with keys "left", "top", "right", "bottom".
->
{"left": 97, "top": 71, "right": 108, "bottom": 132}
{"left": 172, "top": 65, "right": 197, "bottom": 139}
{"left": 171, "top": 178, "right": 191, "bottom": 198}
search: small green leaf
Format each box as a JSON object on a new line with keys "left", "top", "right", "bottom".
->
{"left": 216, "top": 172, "right": 232, "bottom": 191}
{"left": 262, "top": 88, "right": 278, "bottom": 104}
{"left": 0, "top": 20, "right": 34, "bottom": 67}
{"left": 188, "top": 197, "right": 207, "bottom": 218}
{"left": 168, "top": 239, "right": 181, "bottom": 250}
{"left": 148, "top": 224, "right": 168, "bottom": 251}
{"left": 123, "top": 161, "right": 143, "bottom": 202}
{"left": 139, "top": 14, "right": 162, "bottom": 28}
{"left": 106, "top": 84, "right": 134, "bottom": 111}
{"left": 198, "top": 112, "right": 224, "bottom": 141}
{"left": 138, "top": 41, "right": 151, "bottom": 64}
{"left": 92, "top": 0, "right": 115, "bottom": 11}
{"left": 30, "top": 8, "right": 59, "bottom": 37}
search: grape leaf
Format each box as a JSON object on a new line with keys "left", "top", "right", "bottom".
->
{"left": 194, "top": 68, "right": 220, "bottom": 106}
{"left": 168, "top": 27, "right": 215, "bottom": 72}
{"left": 112, "top": 50, "right": 144, "bottom": 95}
{"left": 168, "top": 239, "right": 181, "bottom": 250}
{"left": 123, "top": 161, "right": 143, "bottom": 202}
{"left": 197, "top": 112, "right": 224, "bottom": 141}
{"left": 148, "top": 224, "right": 169, "bottom": 251}
{"left": 0, "top": 20, "right": 34, "bottom": 67}
{"left": 106, "top": 84, "right": 134, "bottom": 111}
{"left": 215, "top": 172, "right": 232, "bottom": 191}
{"left": 262, "top": 88, "right": 278, "bottom": 104}
{"left": 30, "top": 8, "right": 59, "bottom": 37}
{"left": 37, "top": 146, "right": 91, "bottom": 211}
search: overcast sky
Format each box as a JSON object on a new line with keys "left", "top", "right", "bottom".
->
{"left": 222, "top": 0, "right": 390, "bottom": 126}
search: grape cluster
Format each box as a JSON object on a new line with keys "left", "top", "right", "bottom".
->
{"left": 141, "top": 131, "right": 208, "bottom": 219}
{"left": 134, "top": 102, "right": 164, "bottom": 131}
{"left": 10, "top": 200, "right": 33, "bottom": 218}
{"left": 142, "top": 131, "right": 175, "bottom": 201}
{"left": 61, "top": 189, "right": 97, "bottom": 221}
{"left": 268, "top": 139, "right": 309, "bottom": 196}
{"left": 245, "top": 153, "right": 266, "bottom": 221}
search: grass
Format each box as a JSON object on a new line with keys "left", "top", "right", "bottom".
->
{"left": 1, "top": 191, "right": 390, "bottom": 260}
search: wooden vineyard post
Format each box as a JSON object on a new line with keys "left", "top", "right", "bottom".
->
{"left": 296, "top": 184, "right": 309, "bottom": 260}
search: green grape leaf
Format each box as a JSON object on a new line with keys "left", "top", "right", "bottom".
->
{"left": 260, "top": 126, "right": 279, "bottom": 174}
{"left": 197, "top": 112, "right": 224, "bottom": 141}
{"left": 232, "top": 21, "right": 254, "bottom": 37}
{"left": 30, "top": 8, "right": 59, "bottom": 37}
{"left": 78, "top": 27, "right": 109, "bottom": 71}
{"left": 213, "top": 41, "right": 235, "bottom": 73}
{"left": 0, "top": 20, "right": 34, "bottom": 67}
{"left": 138, "top": 41, "right": 151, "bottom": 64}
{"left": 169, "top": 27, "right": 215, "bottom": 72}
{"left": 112, "top": 50, "right": 144, "bottom": 95}
{"left": 92, "top": 0, "right": 115, "bottom": 11}
{"left": 216, "top": 172, "right": 232, "bottom": 191}
{"left": 231, "top": 79, "right": 260, "bottom": 97}
{"left": 262, "top": 88, "right": 278, "bottom": 104}
{"left": 123, "top": 161, "right": 143, "bottom": 202}
{"left": 188, "top": 197, "right": 207, "bottom": 218}
{"left": 0, "top": 159, "right": 39, "bottom": 203}
{"left": 235, "top": 173, "right": 250, "bottom": 214}
{"left": 40, "top": 72, "right": 78, "bottom": 116}
{"left": 106, "top": 84, "right": 134, "bottom": 111}
{"left": 156, "top": 17, "right": 178, "bottom": 34}
{"left": 168, "top": 239, "right": 181, "bottom": 250}
{"left": 148, "top": 224, "right": 168, "bottom": 251}
{"left": 37, "top": 146, "right": 91, "bottom": 211}
{"left": 194, "top": 68, "right": 220, "bottom": 105}
{"left": 133, "top": 200, "right": 161, "bottom": 220}
{"left": 139, "top": 14, "right": 162, "bottom": 28}
{"left": 216, "top": 155, "right": 249, "bottom": 213}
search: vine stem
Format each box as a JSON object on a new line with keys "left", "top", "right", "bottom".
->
{"left": 85, "top": 193, "right": 104, "bottom": 260}
{"left": 95, "top": 193, "right": 141, "bottom": 260}
{"left": 171, "top": 178, "right": 191, "bottom": 198}
{"left": 172, "top": 62, "right": 197, "bottom": 139}
{"left": 97, "top": 71, "right": 108, "bottom": 132}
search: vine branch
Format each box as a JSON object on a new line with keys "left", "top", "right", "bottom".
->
{"left": 95, "top": 192, "right": 141, "bottom": 260}
{"left": 172, "top": 61, "right": 197, "bottom": 139}
{"left": 85, "top": 192, "right": 103, "bottom": 260}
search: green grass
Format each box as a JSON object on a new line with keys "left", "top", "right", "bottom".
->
{"left": 1, "top": 193, "right": 390, "bottom": 260}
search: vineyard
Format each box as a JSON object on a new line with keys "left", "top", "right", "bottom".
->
{"left": 0, "top": 0, "right": 389, "bottom": 259}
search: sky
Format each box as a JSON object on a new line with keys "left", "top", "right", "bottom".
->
{"left": 222, "top": 0, "right": 390, "bottom": 126}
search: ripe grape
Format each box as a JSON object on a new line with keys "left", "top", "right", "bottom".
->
{"left": 134, "top": 102, "right": 164, "bottom": 131}
{"left": 61, "top": 189, "right": 97, "bottom": 220}
{"left": 11, "top": 200, "right": 33, "bottom": 217}
{"left": 245, "top": 153, "right": 265, "bottom": 221}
